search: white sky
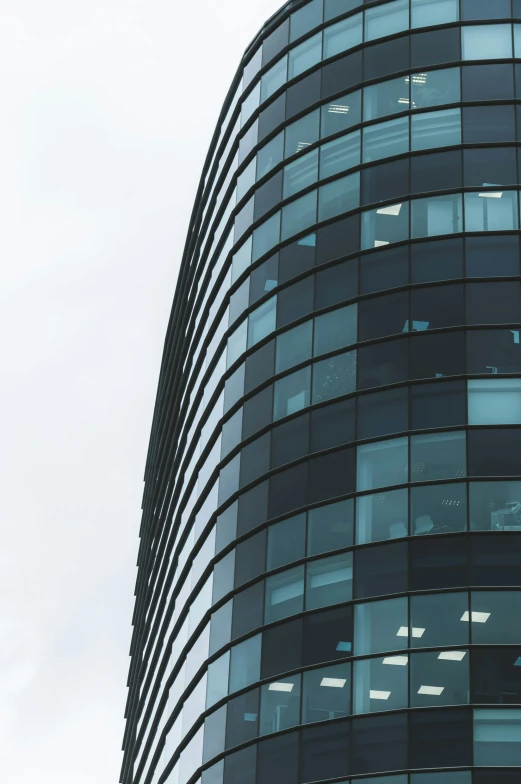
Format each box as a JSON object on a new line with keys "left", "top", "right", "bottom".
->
{"left": 0, "top": 1, "right": 282, "bottom": 781}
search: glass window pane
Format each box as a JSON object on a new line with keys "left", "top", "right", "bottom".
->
{"left": 284, "top": 149, "right": 319, "bottom": 199}
{"left": 288, "top": 33, "right": 322, "bottom": 81}
{"left": 463, "top": 24, "right": 513, "bottom": 60}
{"left": 307, "top": 499, "right": 354, "bottom": 556}
{"left": 353, "top": 655, "right": 408, "bottom": 714}
{"left": 469, "top": 480, "right": 521, "bottom": 532}
{"left": 312, "top": 350, "right": 357, "bottom": 403}
{"left": 410, "top": 431, "right": 466, "bottom": 483}
{"left": 320, "top": 131, "right": 360, "bottom": 180}
{"left": 355, "top": 541, "right": 408, "bottom": 599}
{"left": 411, "top": 650, "right": 469, "bottom": 708}
{"left": 257, "top": 132, "right": 284, "bottom": 180}
{"left": 411, "top": 193, "right": 463, "bottom": 238}
{"left": 229, "top": 634, "right": 261, "bottom": 693}
{"left": 364, "top": 76, "right": 410, "bottom": 122}
{"left": 363, "top": 116, "right": 409, "bottom": 163}
{"left": 267, "top": 513, "right": 306, "bottom": 570}
{"left": 357, "top": 437, "right": 408, "bottom": 492}
{"left": 306, "top": 552, "right": 353, "bottom": 610}
{"left": 411, "top": 0, "right": 459, "bottom": 28}
{"left": 321, "top": 91, "right": 362, "bottom": 139}
{"left": 302, "top": 663, "right": 351, "bottom": 724}
{"left": 471, "top": 591, "right": 521, "bottom": 644}
{"left": 357, "top": 386, "right": 408, "bottom": 439}
{"left": 361, "top": 201, "right": 409, "bottom": 249}
{"left": 411, "top": 592, "right": 469, "bottom": 649}
{"left": 411, "top": 108, "right": 461, "bottom": 150}
{"left": 325, "top": 0, "right": 362, "bottom": 22}
{"left": 252, "top": 212, "right": 281, "bottom": 263}
{"left": 467, "top": 329, "right": 521, "bottom": 376}
{"left": 354, "top": 597, "right": 408, "bottom": 656}
{"left": 324, "top": 13, "right": 363, "bottom": 59}
{"left": 357, "top": 488, "right": 409, "bottom": 544}
{"left": 291, "top": 0, "right": 323, "bottom": 42}
{"left": 274, "top": 366, "right": 311, "bottom": 420}
{"left": 468, "top": 379, "right": 521, "bottom": 426}
{"left": 281, "top": 190, "right": 317, "bottom": 241}
{"left": 261, "top": 56, "right": 288, "bottom": 103}
{"left": 318, "top": 172, "right": 360, "bottom": 222}
{"left": 472, "top": 648, "right": 521, "bottom": 705}
{"left": 276, "top": 320, "right": 313, "bottom": 374}
{"left": 248, "top": 296, "right": 276, "bottom": 348}
{"left": 474, "top": 709, "right": 521, "bottom": 766}
{"left": 314, "top": 304, "right": 357, "bottom": 356}
{"left": 412, "top": 67, "right": 461, "bottom": 109}
{"left": 265, "top": 566, "right": 305, "bottom": 623}
{"left": 411, "top": 482, "right": 467, "bottom": 535}
{"left": 285, "top": 110, "right": 320, "bottom": 158}
{"left": 365, "top": 0, "right": 409, "bottom": 41}
{"left": 410, "top": 709, "right": 473, "bottom": 769}
{"left": 260, "top": 673, "right": 301, "bottom": 736}
{"left": 464, "top": 191, "right": 519, "bottom": 232}
{"left": 351, "top": 713, "right": 408, "bottom": 775}
{"left": 463, "top": 0, "right": 511, "bottom": 18}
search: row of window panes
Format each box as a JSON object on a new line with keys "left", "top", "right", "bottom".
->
{"left": 200, "top": 708, "right": 521, "bottom": 784}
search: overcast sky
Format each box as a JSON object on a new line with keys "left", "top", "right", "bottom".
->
{"left": 0, "top": 1, "right": 283, "bottom": 781}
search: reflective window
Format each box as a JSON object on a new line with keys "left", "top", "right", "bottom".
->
{"left": 462, "top": 24, "right": 513, "bottom": 60}
{"left": 411, "top": 482, "right": 467, "bottom": 535}
{"left": 357, "top": 488, "right": 409, "bottom": 544}
{"left": 472, "top": 648, "right": 521, "bottom": 705}
{"left": 411, "top": 649, "right": 469, "bottom": 708}
{"left": 351, "top": 713, "right": 408, "bottom": 775}
{"left": 288, "top": 33, "right": 322, "bottom": 81}
{"left": 229, "top": 634, "right": 261, "bottom": 693}
{"left": 357, "top": 437, "right": 408, "bottom": 492}
{"left": 291, "top": 0, "right": 323, "bottom": 42}
{"left": 324, "top": 13, "right": 363, "bottom": 59}
{"left": 468, "top": 379, "right": 521, "bottom": 426}
{"left": 411, "top": 0, "right": 459, "bottom": 28}
{"left": 283, "top": 148, "right": 319, "bottom": 199}
{"left": 471, "top": 591, "right": 521, "bottom": 644}
{"left": 362, "top": 116, "right": 409, "bottom": 163}
{"left": 411, "top": 591, "right": 470, "bottom": 649}
{"left": 411, "top": 193, "right": 463, "bottom": 238}
{"left": 307, "top": 499, "right": 354, "bottom": 556}
{"left": 465, "top": 191, "right": 519, "bottom": 232}
{"left": 276, "top": 321, "right": 313, "bottom": 374}
{"left": 364, "top": 76, "right": 410, "bottom": 122}
{"left": 411, "top": 67, "right": 460, "bottom": 109}
{"left": 466, "top": 234, "right": 519, "bottom": 277}
{"left": 320, "top": 131, "right": 361, "bottom": 180}
{"left": 319, "top": 172, "right": 360, "bottom": 222}
{"left": 359, "top": 290, "right": 409, "bottom": 343}
{"left": 325, "top": 0, "right": 362, "bottom": 22}
{"left": 365, "top": 0, "right": 409, "bottom": 41}
{"left": 358, "top": 337, "right": 409, "bottom": 389}
{"left": 410, "top": 379, "right": 466, "bottom": 429}
{"left": 247, "top": 296, "right": 276, "bottom": 348}
{"left": 411, "top": 27, "right": 461, "bottom": 68}
{"left": 302, "top": 662, "right": 351, "bottom": 724}
{"left": 361, "top": 200, "right": 409, "bottom": 249}
{"left": 321, "top": 91, "right": 362, "bottom": 138}
{"left": 274, "top": 366, "right": 311, "bottom": 420}
{"left": 225, "top": 688, "right": 259, "bottom": 749}
{"left": 469, "top": 481, "right": 521, "bottom": 532}
{"left": 474, "top": 709, "right": 521, "bottom": 766}
{"left": 357, "top": 386, "right": 408, "bottom": 439}
{"left": 467, "top": 329, "right": 521, "bottom": 375}
{"left": 267, "top": 514, "right": 306, "bottom": 570}
{"left": 261, "top": 56, "right": 287, "bottom": 103}
{"left": 410, "top": 431, "right": 466, "bottom": 483}
{"left": 314, "top": 304, "right": 357, "bottom": 356}
{"left": 265, "top": 566, "right": 305, "bottom": 623}
{"left": 411, "top": 237, "right": 463, "bottom": 284}
{"left": 410, "top": 709, "right": 472, "bottom": 768}
{"left": 354, "top": 597, "right": 408, "bottom": 656}
{"left": 300, "top": 721, "right": 350, "bottom": 782}
{"left": 257, "top": 132, "right": 284, "bottom": 180}
{"left": 250, "top": 254, "right": 279, "bottom": 305}
{"left": 260, "top": 673, "right": 301, "bottom": 736}
{"left": 353, "top": 654, "right": 408, "bottom": 713}
{"left": 252, "top": 212, "right": 280, "bottom": 263}
{"left": 411, "top": 108, "right": 461, "bottom": 150}
{"left": 312, "top": 350, "right": 357, "bottom": 403}
{"left": 285, "top": 110, "right": 320, "bottom": 158}
{"left": 462, "top": 0, "right": 511, "bottom": 18}
{"left": 463, "top": 105, "right": 516, "bottom": 143}
{"left": 281, "top": 190, "right": 317, "bottom": 241}
{"left": 306, "top": 552, "right": 353, "bottom": 610}
{"left": 354, "top": 541, "right": 408, "bottom": 599}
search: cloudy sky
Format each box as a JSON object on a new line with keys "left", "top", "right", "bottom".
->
{"left": 0, "top": 1, "right": 282, "bottom": 781}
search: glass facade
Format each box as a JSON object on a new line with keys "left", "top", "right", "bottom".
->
{"left": 122, "top": 2, "right": 521, "bottom": 784}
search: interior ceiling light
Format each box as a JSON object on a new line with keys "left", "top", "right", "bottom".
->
{"left": 370, "top": 690, "right": 391, "bottom": 700}
{"left": 296, "top": 141, "right": 311, "bottom": 152}
{"left": 398, "top": 97, "right": 410, "bottom": 105}
{"left": 406, "top": 74, "right": 427, "bottom": 84}
{"left": 461, "top": 611, "right": 490, "bottom": 623}
{"left": 268, "top": 682, "right": 294, "bottom": 692}
{"left": 397, "top": 626, "right": 426, "bottom": 638}
{"left": 374, "top": 240, "right": 390, "bottom": 247}
{"left": 336, "top": 641, "right": 352, "bottom": 652}
{"left": 328, "top": 104, "right": 349, "bottom": 114}
{"left": 418, "top": 685, "right": 444, "bottom": 696}
{"left": 383, "top": 656, "right": 409, "bottom": 666}
{"left": 377, "top": 203, "right": 402, "bottom": 216}
{"left": 321, "top": 677, "right": 347, "bottom": 688}
{"left": 438, "top": 651, "right": 467, "bottom": 661}
{"left": 478, "top": 192, "right": 503, "bottom": 198}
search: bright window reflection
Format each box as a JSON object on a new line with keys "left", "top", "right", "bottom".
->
{"left": 462, "top": 24, "right": 513, "bottom": 60}
{"left": 468, "top": 379, "right": 521, "bottom": 426}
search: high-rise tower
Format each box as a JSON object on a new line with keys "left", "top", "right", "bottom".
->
{"left": 122, "top": 2, "right": 521, "bottom": 784}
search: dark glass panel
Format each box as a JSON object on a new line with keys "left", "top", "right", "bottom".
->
{"left": 267, "top": 513, "right": 306, "bottom": 570}
{"left": 311, "top": 397, "right": 356, "bottom": 452}
{"left": 240, "top": 431, "right": 271, "bottom": 487}
{"left": 411, "top": 27, "right": 461, "bottom": 68}
{"left": 358, "top": 338, "right": 409, "bottom": 390}
{"left": 464, "top": 147, "right": 517, "bottom": 188}
{"left": 261, "top": 618, "right": 303, "bottom": 679}
{"left": 321, "top": 51, "right": 363, "bottom": 99}
{"left": 410, "top": 283, "right": 465, "bottom": 330}
{"left": 363, "top": 36, "right": 410, "bottom": 81}
{"left": 244, "top": 340, "right": 275, "bottom": 394}
{"left": 315, "top": 259, "right": 358, "bottom": 309}
{"left": 462, "top": 64, "right": 515, "bottom": 102}
{"left": 469, "top": 428, "right": 521, "bottom": 478}
{"left": 360, "top": 245, "right": 409, "bottom": 295}
{"left": 410, "top": 535, "right": 468, "bottom": 590}
{"left": 316, "top": 215, "right": 359, "bottom": 265}
{"left": 286, "top": 70, "right": 321, "bottom": 119}
{"left": 254, "top": 170, "right": 283, "bottom": 221}
{"left": 271, "top": 413, "right": 310, "bottom": 468}
{"left": 242, "top": 385, "right": 273, "bottom": 439}
{"left": 308, "top": 498, "right": 354, "bottom": 555}
{"left": 411, "top": 150, "right": 462, "bottom": 195}
{"left": 276, "top": 276, "right": 314, "bottom": 328}
{"left": 237, "top": 480, "right": 269, "bottom": 536}
{"left": 462, "top": 0, "right": 511, "bottom": 19}
{"left": 475, "top": 775, "right": 521, "bottom": 784}
{"left": 359, "top": 290, "right": 409, "bottom": 341}
{"left": 472, "top": 648, "right": 521, "bottom": 704}
{"left": 279, "top": 235, "right": 316, "bottom": 283}
{"left": 262, "top": 19, "right": 289, "bottom": 66}
{"left": 357, "top": 386, "right": 408, "bottom": 440}
{"left": 409, "top": 709, "right": 472, "bottom": 768}
{"left": 410, "top": 331, "right": 465, "bottom": 380}
{"left": 354, "top": 542, "right": 407, "bottom": 599}
{"left": 308, "top": 447, "right": 355, "bottom": 504}
{"left": 224, "top": 745, "right": 256, "bottom": 784}
{"left": 250, "top": 254, "right": 279, "bottom": 305}
{"left": 411, "top": 482, "right": 468, "bottom": 535}
{"left": 257, "top": 731, "right": 299, "bottom": 784}
{"left": 410, "top": 380, "right": 466, "bottom": 430}
{"left": 467, "top": 329, "right": 521, "bottom": 375}
{"left": 470, "top": 535, "right": 521, "bottom": 587}
{"left": 234, "top": 529, "right": 266, "bottom": 588}
{"left": 466, "top": 282, "right": 521, "bottom": 325}
{"left": 361, "top": 158, "right": 410, "bottom": 207}
{"left": 463, "top": 105, "right": 516, "bottom": 143}
{"left": 303, "top": 605, "right": 353, "bottom": 665}
{"left": 231, "top": 580, "right": 265, "bottom": 639}
{"left": 466, "top": 235, "right": 520, "bottom": 278}
{"left": 225, "top": 688, "right": 260, "bottom": 749}
{"left": 268, "top": 461, "right": 308, "bottom": 518}
{"left": 299, "top": 722, "right": 350, "bottom": 783}
{"left": 351, "top": 713, "right": 408, "bottom": 775}
{"left": 411, "top": 238, "right": 463, "bottom": 284}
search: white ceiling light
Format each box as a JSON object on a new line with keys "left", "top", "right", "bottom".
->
{"left": 374, "top": 240, "right": 390, "bottom": 247}
{"left": 418, "top": 685, "right": 444, "bottom": 696}
{"left": 328, "top": 104, "right": 349, "bottom": 114}
{"left": 377, "top": 203, "right": 402, "bottom": 216}
{"left": 397, "top": 626, "right": 425, "bottom": 638}
{"left": 478, "top": 192, "right": 503, "bottom": 199}
{"left": 383, "top": 655, "right": 409, "bottom": 666}
{"left": 370, "top": 690, "right": 391, "bottom": 700}
{"left": 268, "top": 682, "right": 294, "bottom": 692}
{"left": 461, "top": 611, "right": 490, "bottom": 623}
{"left": 438, "top": 651, "right": 467, "bottom": 661}
{"left": 321, "top": 677, "right": 347, "bottom": 688}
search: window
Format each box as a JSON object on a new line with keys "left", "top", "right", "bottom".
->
{"left": 290, "top": 0, "right": 322, "bottom": 42}
{"left": 462, "top": 24, "right": 513, "bottom": 60}
{"left": 464, "top": 191, "right": 519, "bottom": 232}
{"left": 362, "top": 158, "right": 409, "bottom": 207}
{"left": 411, "top": 591, "right": 469, "bottom": 649}
{"left": 267, "top": 514, "right": 306, "bottom": 570}
{"left": 472, "top": 648, "right": 521, "bottom": 705}
{"left": 265, "top": 566, "right": 304, "bottom": 623}
{"left": 364, "top": 76, "right": 410, "bottom": 122}
{"left": 308, "top": 499, "right": 354, "bottom": 556}
{"left": 321, "top": 90, "right": 361, "bottom": 138}
{"left": 410, "top": 650, "right": 470, "bottom": 708}
{"left": 324, "top": 13, "right": 363, "bottom": 59}
{"left": 466, "top": 281, "right": 521, "bottom": 325}
{"left": 357, "top": 386, "right": 408, "bottom": 439}
{"left": 362, "top": 116, "right": 409, "bottom": 163}
{"left": 411, "top": 237, "right": 463, "bottom": 284}
{"left": 288, "top": 33, "right": 322, "bottom": 81}
{"left": 467, "top": 329, "right": 521, "bottom": 376}
{"left": 464, "top": 147, "right": 517, "bottom": 189}
{"left": 354, "top": 655, "right": 408, "bottom": 714}
{"left": 466, "top": 234, "right": 519, "bottom": 277}
{"left": 411, "top": 482, "right": 467, "bottom": 535}
{"left": 359, "top": 290, "right": 409, "bottom": 342}
{"left": 285, "top": 110, "right": 320, "bottom": 158}
{"left": 325, "top": 0, "right": 361, "bottom": 22}
{"left": 248, "top": 296, "right": 276, "bottom": 348}
{"left": 411, "top": 193, "right": 463, "bottom": 238}
{"left": 354, "top": 541, "right": 408, "bottom": 599}
{"left": 276, "top": 321, "right": 313, "bottom": 373}
{"left": 357, "top": 337, "right": 409, "bottom": 389}
{"left": 261, "top": 618, "right": 303, "bottom": 680}
{"left": 468, "top": 379, "right": 521, "bottom": 426}
{"left": 300, "top": 721, "right": 350, "bottom": 783}
{"left": 411, "top": 108, "right": 461, "bottom": 150}
{"left": 314, "top": 304, "right": 357, "bottom": 356}
{"left": 260, "top": 673, "right": 301, "bottom": 736}
{"left": 312, "top": 350, "right": 357, "bottom": 403}
{"left": 281, "top": 190, "right": 317, "bottom": 241}
{"left": 474, "top": 710, "right": 521, "bottom": 766}
{"left": 274, "top": 366, "right": 311, "bottom": 420}
{"left": 229, "top": 634, "right": 261, "bottom": 693}
{"left": 357, "top": 488, "right": 409, "bottom": 544}
{"left": 261, "top": 56, "right": 287, "bottom": 103}
{"left": 365, "top": 0, "right": 408, "bottom": 41}
{"left": 319, "top": 171, "right": 360, "bottom": 221}
{"left": 252, "top": 212, "right": 280, "bottom": 263}
{"left": 354, "top": 596, "right": 408, "bottom": 655}
{"left": 320, "top": 131, "right": 361, "bottom": 180}
{"left": 463, "top": 105, "right": 516, "bottom": 144}
{"left": 257, "top": 132, "right": 284, "bottom": 180}
{"left": 283, "top": 148, "right": 319, "bottom": 199}
{"left": 306, "top": 552, "right": 353, "bottom": 610}
{"left": 411, "top": 67, "right": 460, "bottom": 109}
{"left": 361, "top": 201, "right": 409, "bottom": 249}
{"left": 351, "top": 713, "right": 408, "bottom": 775}
{"left": 411, "top": 0, "right": 458, "bottom": 28}
{"left": 411, "top": 27, "right": 461, "bottom": 68}
{"left": 410, "top": 431, "right": 466, "bottom": 483}
{"left": 302, "top": 663, "right": 351, "bottom": 724}
{"left": 357, "top": 437, "right": 408, "bottom": 492}
{"left": 410, "top": 709, "right": 472, "bottom": 768}
{"left": 469, "top": 480, "right": 521, "bottom": 532}
{"left": 410, "top": 380, "right": 466, "bottom": 429}
{"left": 225, "top": 689, "right": 259, "bottom": 749}
{"left": 471, "top": 591, "right": 521, "bottom": 644}
{"left": 462, "top": 0, "right": 511, "bottom": 18}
